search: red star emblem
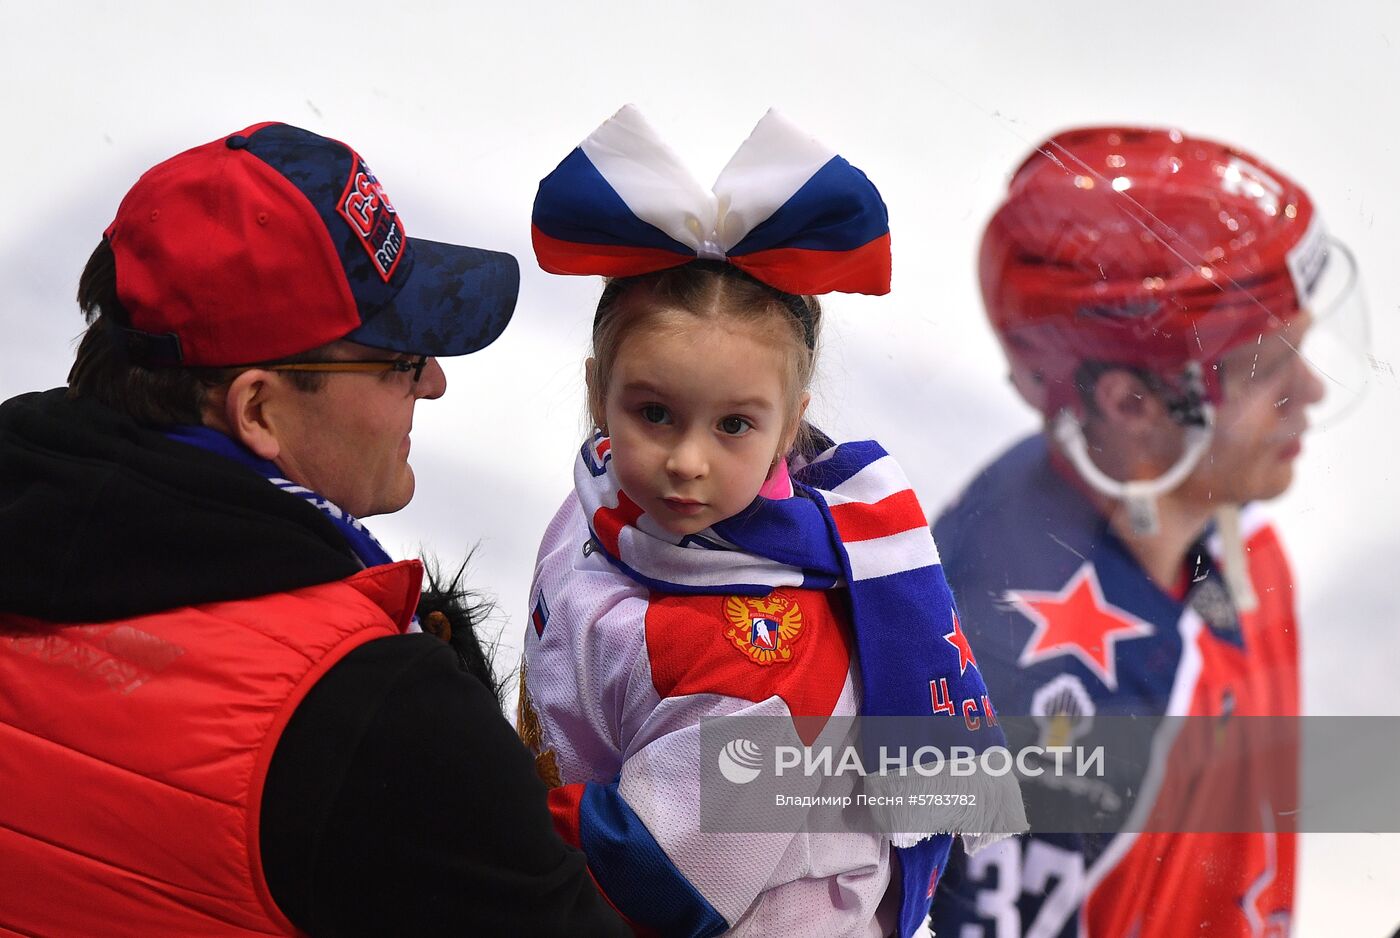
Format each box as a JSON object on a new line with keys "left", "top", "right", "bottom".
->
{"left": 942, "top": 611, "right": 977, "bottom": 675}
{"left": 1007, "top": 563, "right": 1153, "bottom": 691}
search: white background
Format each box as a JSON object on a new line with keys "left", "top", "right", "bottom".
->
{"left": 3, "top": 1, "right": 1396, "bottom": 932}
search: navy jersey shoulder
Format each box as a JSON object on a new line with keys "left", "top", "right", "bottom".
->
{"left": 933, "top": 436, "right": 1184, "bottom": 716}
{"left": 935, "top": 435, "right": 1099, "bottom": 593}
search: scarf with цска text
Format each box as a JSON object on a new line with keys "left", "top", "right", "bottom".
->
{"left": 167, "top": 425, "right": 420, "bottom": 632}
{"left": 573, "top": 431, "right": 1026, "bottom": 938}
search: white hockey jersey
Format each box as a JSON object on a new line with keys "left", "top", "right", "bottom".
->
{"left": 519, "top": 494, "right": 906, "bottom": 937}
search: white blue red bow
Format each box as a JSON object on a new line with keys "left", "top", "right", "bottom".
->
{"left": 532, "top": 106, "right": 891, "bottom": 296}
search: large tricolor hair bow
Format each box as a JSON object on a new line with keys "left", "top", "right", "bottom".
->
{"left": 531, "top": 106, "right": 891, "bottom": 296}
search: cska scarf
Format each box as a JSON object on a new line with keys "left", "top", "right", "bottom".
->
{"left": 166, "top": 426, "right": 418, "bottom": 630}
{"left": 574, "top": 431, "right": 1026, "bottom": 936}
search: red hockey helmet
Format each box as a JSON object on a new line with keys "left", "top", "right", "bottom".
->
{"left": 980, "top": 126, "right": 1329, "bottom": 417}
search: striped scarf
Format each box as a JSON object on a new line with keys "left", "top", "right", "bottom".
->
{"left": 167, "top": 425, "right": 419, "bottom": 632}
{"left": 574, "top": 431, "right": 1024, "bottom": 936}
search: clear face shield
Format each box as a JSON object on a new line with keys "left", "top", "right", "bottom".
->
{"left": 1296, "top": 236, "right": 1371, "bottom": 428}
{"left": 1215, "top": 235, "right": 1369, "bottom": 436}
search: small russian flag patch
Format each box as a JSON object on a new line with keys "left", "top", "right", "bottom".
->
{"left": 532, "top": 592, "right": 551, "bottom": 637}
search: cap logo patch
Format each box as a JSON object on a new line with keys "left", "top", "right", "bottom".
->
{"left": 339, "top": 156, "right": 405, "bottom": 282}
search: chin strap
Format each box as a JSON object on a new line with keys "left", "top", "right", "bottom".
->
{"left": 1052, "top": 405, "right": 1215, "bottom": 536}
{"left": 1053, "top": 362, "right": 1259, "bottom": 611}
{"left": 1213, "top": 504, "right": 1260, "bottom": 613}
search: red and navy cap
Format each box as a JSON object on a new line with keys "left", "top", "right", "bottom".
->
{"left": 104, "top": 121, "right": 519, "bottom": 367}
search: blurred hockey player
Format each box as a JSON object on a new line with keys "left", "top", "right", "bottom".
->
{"left": 929, "top": 126, "right": 1367, "bottom": 937}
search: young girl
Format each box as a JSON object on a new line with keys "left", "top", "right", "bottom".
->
{"left": 519, "top": 107, "right": 1023, "bottom": 938}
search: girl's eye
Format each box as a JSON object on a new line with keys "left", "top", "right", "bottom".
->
{"left": 718, "top": 416, "right": 752, "bottom": 436}
{"left": 640, "top": 404, "right": 671, "bottom": 425}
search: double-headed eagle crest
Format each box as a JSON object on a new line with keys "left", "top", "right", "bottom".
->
{"left": 724, "top": 593, "right": 804, "bottom": 665}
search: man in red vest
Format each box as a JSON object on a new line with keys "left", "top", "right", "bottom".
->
{"left": 0, "top": 123, "right": 626, "bottom": 936}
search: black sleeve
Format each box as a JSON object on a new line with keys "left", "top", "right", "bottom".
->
{"left": 261, "top": 633, "right": 629, "bottom": 937}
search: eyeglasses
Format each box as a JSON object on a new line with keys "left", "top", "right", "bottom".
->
{"left": 264, "top": 354, "right": 430, "bottom": 383}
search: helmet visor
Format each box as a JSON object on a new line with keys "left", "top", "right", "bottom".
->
{"left": 1299, "top": 237, "right": 1370, "bottom": 428}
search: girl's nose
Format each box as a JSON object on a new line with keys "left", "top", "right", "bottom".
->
{"left": 666, "top": 436, "right": 708, "bottom": 480}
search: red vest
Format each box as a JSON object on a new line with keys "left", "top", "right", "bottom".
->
{"left": 0, "top": 560, "right": 422, "bottom": 937}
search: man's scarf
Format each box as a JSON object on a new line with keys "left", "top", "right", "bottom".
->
{"left": 167, "top": 425, "right": 402, "bottom": 574}
{"left": 574, "top": 431, "right": 1024, "bottom": 936}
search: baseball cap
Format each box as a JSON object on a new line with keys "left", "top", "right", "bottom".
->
{"left": 104, "top": 121, "right": 519, "bottom": 367}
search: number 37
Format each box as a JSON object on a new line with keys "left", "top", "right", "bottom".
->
{"left": 963, "top": 838, "right": 1084, "bottom": 938}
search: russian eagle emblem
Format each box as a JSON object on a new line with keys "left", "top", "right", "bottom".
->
{"left": 724, "top": 593, "right": 804, "bottom": 665}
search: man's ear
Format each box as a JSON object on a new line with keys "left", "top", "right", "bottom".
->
{"left": 214, "top": 370, "right": 281, "bottom": 461}
{"left": 584, "top": 357, "right": 607, "bottom": 430}
{"left": 1083, "top": 368, "right": 1193, "bottom": 482}
{"left": 1090, "top": 370, "right": 1168, "bottom": 435}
